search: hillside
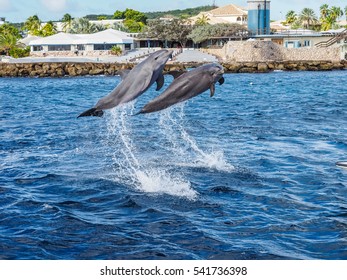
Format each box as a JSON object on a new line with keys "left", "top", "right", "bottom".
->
{"left": 145, "top": 5, "right": 216, "bottom": 19}
{"left": 85, "top": 5, "right": 216, "bottom": 21}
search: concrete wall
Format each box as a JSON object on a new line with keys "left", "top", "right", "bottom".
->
{"left": 204, "top": 41, "right": 342, "bottom": 62}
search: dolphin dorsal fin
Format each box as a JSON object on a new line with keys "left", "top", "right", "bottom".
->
{"left": 210, "top": 84, "right": 215, "bottom": 97}
{"left": 156, "top": 73, "right": 164, "bottom": 91}
{"left": 117, "top": 69, "right": 131, "bottom": 80}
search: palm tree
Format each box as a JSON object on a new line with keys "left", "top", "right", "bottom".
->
{"left": 0, "top": 33, "right": 21, "bottom": 55}
{"left": 298, "top": 8, "right": 318, "bottom": 29}
{"left": 330, "top": 6, "right": 343, "bottom": 21}
{"left": 195, "top": 14, "right": 210, "bottom": 26}
{"left": 285, "top": 10, "right": 297, "bottom": 25}
{"left": 320, "top": 6, "right": 344, "bottom": 30}
{"left": 40, "top": 21, "right": 57, "bottom": 37}
{"left": 67, "top": 17, "right": 106, "bottom": 34}
{"left": 23, "top": 15, "right": 41, "bottom": 35}
{"left": 320, "top": 4, "right": 329, "bottom": 20}
{"left": 61, "top": 13, "right": 73, "bottom": 32}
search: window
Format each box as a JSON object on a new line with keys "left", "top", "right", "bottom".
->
{"left": 48, "top": 45, "right": 71, "bottom": 51}
{"left": 94, "top": 44, "right": 117, "bottom": 50}
{"left": 32, "top": 46, "right": 43, "bottom": 51}
{"left": 237, "top": 17, "right": 241, "bottom": 21}
{"left": 304, "top": 40, "right": 310, "bottom": 47}
{"left": 124, "top": 44, "right": 131, "bottom": 50}
{"left": 77, "top": 45, "right": 85, "bottom": 51}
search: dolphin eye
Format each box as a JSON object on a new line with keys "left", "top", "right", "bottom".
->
{"left": 155, "top": 56, "right": 159, "bottom": 60}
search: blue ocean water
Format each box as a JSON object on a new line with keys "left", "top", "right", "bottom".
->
{"left": 0, "top": 70, "right": 346, "bottom": 260}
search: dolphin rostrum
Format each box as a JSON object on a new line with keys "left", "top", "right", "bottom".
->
{"left": 78, "top": 49, "right": 173, "bottom": 117}
{"left": 136, "top": 63, "right": 225, "bottom": 114}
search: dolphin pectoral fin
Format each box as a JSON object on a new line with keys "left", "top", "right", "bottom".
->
{"left": 117, "top": 69, "right": 131, "bottom": 80}
{"left": 210, "top": 84, "right": 215, "bottom": 97}
{"left": 77, "top": 108, "right": 104, "bottom": 118}
{"left": 156, "top": 73, "right": 165, "bottom": 91}
{"left": 218, "top": 77, "right": 225, "bottom": 85}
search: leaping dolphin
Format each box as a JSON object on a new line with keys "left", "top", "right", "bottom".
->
{"left": 336, "top": 161, "right": 347, "bottom": 169}
{"left": 136, "top": 63, "right": 225, "bottom": 114}
{"left": 78, "top": 49, "right": 173, "bottom": 117}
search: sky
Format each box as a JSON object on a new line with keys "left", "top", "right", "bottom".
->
{"left": 0, "top": 0, "right": 346, "bottom": 23}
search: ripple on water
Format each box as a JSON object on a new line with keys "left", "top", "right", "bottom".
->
{"left": 0, "top": 72, "right": 346, "bottom": 259}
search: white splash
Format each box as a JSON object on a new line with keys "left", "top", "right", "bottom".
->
{"left": 135, "top": 169, "right": 197, "bottom": 200}
{"left": 159, "top": 104, "right": 234, "bottom": 172}
{"left": 105, "top": 104, "right": 197, "bottom": 200}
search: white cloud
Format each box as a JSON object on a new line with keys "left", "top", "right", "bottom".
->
{"left": 40, "top": 0, "right": 67, "bottom": 12}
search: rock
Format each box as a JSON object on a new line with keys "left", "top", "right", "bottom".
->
{"left": 239, "top": 67, "right": 257, "bottom": 73}
{"left": 257, "top": 62, "right": 269, "bottom": 72}
{"left": 89, "top": 67, "right": 104, "bottom": 75}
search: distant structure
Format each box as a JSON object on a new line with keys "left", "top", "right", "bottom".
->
{"left": 0, "top": 17, "right": 6, "bottom": 25}
{"left": 247, "top": 0, "right": 270, "bottom": 35}
{"left": 190, "top": 4, "right": 248, "bottom": 25}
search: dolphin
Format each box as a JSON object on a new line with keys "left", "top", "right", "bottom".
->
{"left": 136, "top": 63, "right": 225, "bottom": 114}
{"left": 78, "top": 49, "right": 173, "bottom": 117}
{"left": 336, "top": 161, "right": 347, "bottom": 169}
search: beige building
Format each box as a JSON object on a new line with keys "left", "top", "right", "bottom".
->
{"left": 190, "top": 4, "right": 248, "bottom": 25}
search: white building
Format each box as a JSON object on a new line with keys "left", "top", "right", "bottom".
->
{"left": 29, "top": 29, "right": 134, "bottom": 56}
{"left": 53, "top": 19, "right": 124, "bottom": 32}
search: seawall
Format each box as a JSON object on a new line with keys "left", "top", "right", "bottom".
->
{"left": 0, "top": 60, "right": 346, "bottom": 77}
{"left": 203, "top": 41, "right": 344, "bottom": 62}
{"left": 0, "top": 62, "right": 186, "bottom": 77}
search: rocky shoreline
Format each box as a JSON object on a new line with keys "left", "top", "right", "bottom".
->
{"left": 0, "top": 60, "right": 346, "bottom": 77}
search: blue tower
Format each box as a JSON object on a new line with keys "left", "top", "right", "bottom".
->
{"left": 247, "top": 0, "right": 270, "bottom": 35}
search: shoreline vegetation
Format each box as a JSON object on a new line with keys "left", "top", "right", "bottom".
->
{"left": 0, "top": 59, "right": 346, "bottom": 77}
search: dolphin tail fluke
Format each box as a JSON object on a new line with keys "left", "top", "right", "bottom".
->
{"left": 77, "top": 108, "right": 104, "bottom": 118}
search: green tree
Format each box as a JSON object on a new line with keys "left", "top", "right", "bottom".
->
{"left": 320, "top": 5, "right": 344, "bottom": 30}
{"left": 345, "top": 6, "right": 347, "bottom": 20}
{"left": 330, "top": 6, "right": 343, "bottom": 20}
{"left": 123, "top": 19, "right": 145, "bottom": 33}
{"left": 67, "top": 17, "right": 106, "bottom": 34}
{"left": 0, "top": 23, "right": 21, "bottom": 39}
{"left": 112, "top": 8, "right": 147, "bottom": 32}
{"left": 141, "top": 19, "right": 167, "bottom": 39}
{"left": 61, "top": 13, "right": 73, "bottom": 32}
{"left": 23, "top": 15, "right": 41, "bottom": 35}
{"left": 189, "top": 23, "right": 247, "bottom": 43}
{"left": 0, "top": 33, "right": 22, "bottom": 55}
{"left": 165, "top": 18, "right": 193, "bottom": 47}
{"left": 285, "top": 10, "right": 297, "bottom": 25}
{"left": 9, "top": 46, "right": 30, "bottom": 58}
{"left": 142, "top": 18, "right": 193, "bottom": 47}
{"left": 298, "top": 8, "right": 318, "bottom": 29}
{"left": 40, "top": 21, "right": 57, "bottom": 37}
{"left": 124, "top": 8, "right": 147, "bottom": 24}
{"left": 113, "top": 10, "right": 125, "bottom": 19}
